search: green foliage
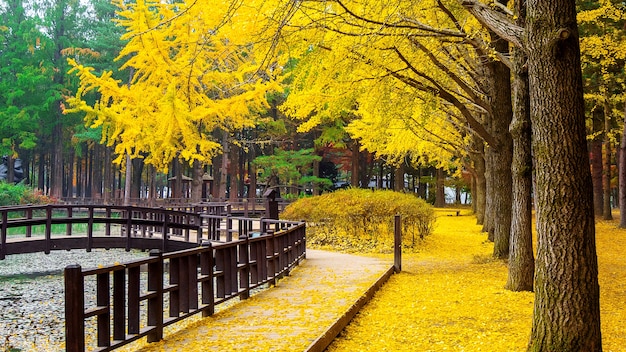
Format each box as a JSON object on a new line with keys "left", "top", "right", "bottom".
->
{"left": 254, "top": 148, "right": 331, "bottom": 191}
{"left": 281, "top": 188, "right": 436, "bottom": 253}
{"left": 0, "top": 182, "right": 54, "bottom": 206}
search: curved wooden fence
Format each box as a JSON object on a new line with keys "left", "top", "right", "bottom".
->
{"left": 0, "top": 204, "right": 210, "bottom": 259}
{"left": 0, "top": 203, "right": 306, "bottom": 351}
{"left": 65, "top": 220, "right": 306, "bottom": 352}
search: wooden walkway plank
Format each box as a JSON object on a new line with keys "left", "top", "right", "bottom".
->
{"left": 122, "top": 250, "right": 394, "bottom": 352}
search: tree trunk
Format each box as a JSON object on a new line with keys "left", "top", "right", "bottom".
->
{"left": 506, "top": 7, "right": 534, "bottom": 291}
{"left": 123, "top": 154, "right": 131, "bottom": 206}
{"left": 471, "top": 137, "right": 486, "bottom": 224}
{"left": 37, "top": 151, "right": 45, "bottom": 191}
{"left": 351, "top": 141, "right": 360, "bottom": 188}
{"left": 103, "top": 146, "right": 112, "bottom": 203}
{"left": 527, "top": 1, "right": 602, "bottom": 349}
{"left": 92, "top": 144, "right": 103, "bottom": 199}
{"left": 229, "top": 144, "right": 240, "bottom": 201}
{"left": 191, "top": 160, "right": 203, "bottom": 203}
{"left": 591, "top": 109, "right": 604, "bottom": 216}
{"left": 148, "top": 164, "right": 156, "bottom": 207}
{"left": 131, "top": 158, "right": 143, "bottom": 200}
{"left": 394, "top": 164, "right": 404, "bottom": 192}
{"left": 603, "top": 102, "right": 613, "bottom": 220}
{"left": 435, "top": 167, "right": 445, "bottom": 207}
{"left": 618, "top": 106, "right": 626, "bottom": 228}
{"left": 218, "top": 131, "right": 229, "bottom": 200}
{"left": 50, "top": 122, "right": 64, "bottom": 199}
{"left": 486, "top": 19, "right": 514, "bottom": 259}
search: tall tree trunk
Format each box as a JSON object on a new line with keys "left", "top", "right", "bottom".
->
{"left": 591, "top": 108, "right": 604, "bottom": 216}
{"left": 618, "top": 105, "right": 626, "bottom": 228}
{"left": 394, "top": 164, "right": 404, "bottom": 192}
{"left": 230, "top": 144, "right": 240, "bottom": 201}
{"left": 51, "top": 123, "right": 64, "bottom": 199}
{"left": 37, "top": 151, "right": 45, "bottom": 191}
{"left": 603, "top": 100, "right": 613, "bottom": 220}
{"left": 487, "top": 16, "right": 514, "bottom": 259}
{"left": 351, "top": 141, "right": 360, "bottom": 188}
{"left": 527, "top": 1, "right": 601, "bottom": 349}
{"left": 172, "top": 159, "right": 183, "bottom": 200}
{"left": 72, "top": 149, "right": 79, "bottom": 198}
{"left": 149, "top": 165, "right": 156, "bottom": 206}
{"left": 506, "top": 5, "right": 535, "bottom": 291}
{"left": 435, "top": 167, "right": 445, "bottom": 207}
{"left": 92, "top": 144, "right": 103, "bottom": 199}
{"left": 191, "top": 160, "right": 203, "bottom": 203}
{"left": 131, "top": 158, "right": 143, "bottom": 200}
{"left": 123, "top": 154, "right": 131, "bottom": 206}
{"left": 218, "top": 131, "right": 229, "bottom": 200}
{"left": 86, "top": 147, "right": 93, "bottom": 198}
{"left": 249, "top": 146, "right": 257, "bottom": 201}
{"left": 471, "top": 137, "right": 487, "bottom": 224}
{"left": 619, "top": 106, "right": 626, "bottom": 227}
{"left": 103, "top": 146, "right": 112, "bottom": 203}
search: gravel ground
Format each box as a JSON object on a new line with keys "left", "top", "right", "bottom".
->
{"left": 0, "top": 249, "right": 148, "bottom": 351}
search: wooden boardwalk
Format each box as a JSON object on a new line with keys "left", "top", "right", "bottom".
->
{"left": 122, "top": 250, "right": 394, "bottom": 352}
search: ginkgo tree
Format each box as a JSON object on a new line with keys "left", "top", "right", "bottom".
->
{"left": 65, "top": 0, "right": 283, "bottom": 191}
{"left": 276, "top": 0, "right": 515, "bottom": 257}
{"left": 578, "top": 0, "right": 626, "bottom": 222}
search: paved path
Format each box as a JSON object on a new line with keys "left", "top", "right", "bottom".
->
{"left": 126, "top": 249, "right": 394, "bottom": 352}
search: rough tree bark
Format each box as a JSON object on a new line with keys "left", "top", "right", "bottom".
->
{"left": 434, "top": 167, "right": 445, "bottom": 207}
{"left": 527, "top": 1, "right": 602, "bottom": 349}
{"left": 486, "top": 31, "right": 514, "bottom": 259}
{"left": 191, "top": 159, "right": 203, "bottom": 203}
{"left": 470, "top": 136, "right": 486, "bottom": 224}
{"left": 603, "top": 101, "right": 613, "bottom": 220}
{"left": 591, "top": 109, "right": 604, "bottom": 216}
{"left": 505, "top": 0, "right": 534, "bottom": 292}
{"left": 462, "top": 0, "right": 602, "bottom": 348}
{"left": 618, "top": 106, "right": 626, "bottom": 228}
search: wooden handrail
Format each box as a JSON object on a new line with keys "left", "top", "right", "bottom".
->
{"left": 64, "top": 221, "right": 306, "bottom": 351}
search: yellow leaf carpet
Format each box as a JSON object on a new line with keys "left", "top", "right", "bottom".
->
{"left": 327, "top": 212, "right": 626, "bottom": 352}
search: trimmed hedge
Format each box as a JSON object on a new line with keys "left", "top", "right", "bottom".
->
{"left": 281, "top": 188, "right": 435, "bottom": 253}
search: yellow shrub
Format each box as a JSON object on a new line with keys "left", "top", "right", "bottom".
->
{"left": 281, "top": 189, "right": 435, "bottom": 252}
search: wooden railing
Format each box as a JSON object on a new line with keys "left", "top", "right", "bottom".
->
{"left": 0, "top": 204, "right": 219, "bottom": 259}
{"left": 60, "top": 197, "right": 292, "bottom": 216}
{"left": 64, "top": 220, "right": 306, "bottom": 351}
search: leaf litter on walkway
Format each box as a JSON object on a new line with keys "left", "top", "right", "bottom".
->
{"left": 327, "top": 212, "right": 626, "bottom": 352}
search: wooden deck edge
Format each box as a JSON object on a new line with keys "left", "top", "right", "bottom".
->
{"left": 305, "top": 264, "right": 396, "bottom": 352}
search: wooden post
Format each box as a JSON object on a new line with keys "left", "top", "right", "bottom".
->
{"left": 239, "top": 234, "right": 250, "bottom": 299}
{"left": 0, "top": 210, "right": 7, "bottom": 260}
{"left": 87, "top": 207, "right": 94, "bottom": 252}
{"left": 45, "top": 205, "right": 52, "bottom": 254}
{"left": 200, "top": 240, "right": 214, "bottom": 317}
{"left": 65, "top": 264, "right": 85, "bottom": 352}
{"left": 394, "top": 214, "right": 402, "bottom": 272}
{"left": 147, "top": 250, "right": 164, "bottom": 342}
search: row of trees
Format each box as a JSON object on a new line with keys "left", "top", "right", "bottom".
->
{"left": 2, "top": 0, "right": 624, "bottom": 349}
{"left": 1, "top": 0, "right": 453, "bottom": 204}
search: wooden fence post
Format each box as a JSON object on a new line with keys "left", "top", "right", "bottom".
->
{"left": 394, "top": 214, "right": 402, "bottom": 272}
{"left": 239, "top": 234, "right": 250, "bottom": 300}
{"left": 65, "top": 264, "right": 85, "bottom": 352}
{"left": 147, "top": 250, "right": 164, "bottom": 342}
{"left": 0, "top": 210, "right": 7, "bottom": 260}
{"left": 200, "top": 240, "right": 215, "bottom": 317}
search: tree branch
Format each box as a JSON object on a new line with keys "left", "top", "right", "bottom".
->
{"left": 459, "top": 0, "right": 525, "bottom": 49}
